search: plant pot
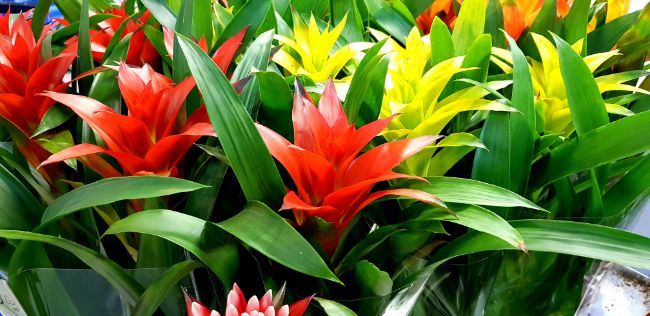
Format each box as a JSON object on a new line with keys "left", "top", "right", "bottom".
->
{"left": 3, "top": 268, "right": 190, "bottom": 316}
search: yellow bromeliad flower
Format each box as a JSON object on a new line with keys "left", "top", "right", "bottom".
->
{"left": 273, "top": 13, "right": 365, "bottom": 83}
{"left": 588, "top": 0, "right": 631, "bottom": 31}
{"left": 379, "top": 28, "right": 517, "bottom": 176}
{"left": 491, "top": 33, "right": 648, "bottom": 135}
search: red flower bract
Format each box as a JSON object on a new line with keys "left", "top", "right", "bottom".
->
{"left": 256, "top": 79, "right": 446, "bottom": 253}
{"left": 0, "top": 12, "right": 76, "bottom": 181}
{"left": 39, "top": 63, "right": 215, "bottom": 177}
{"left": 185, "top": 283, "right": 312, "bottom": 316}
{"left": 62, "top": 4, "right": 159, "bottom": 66}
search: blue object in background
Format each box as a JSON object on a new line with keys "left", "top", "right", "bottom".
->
{"left": 0, "top": 1, "right": 63, "bottom": 23}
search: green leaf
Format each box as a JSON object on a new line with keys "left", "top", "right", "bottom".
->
{"left": 315, "top": 298, "right": 358, "bottom": 316}
{"left": 0, "top": 230, "right": 143, "bottom": 305}
{"left": 257, "top": 71, "right": 294, "bottom": 138}
{"left": 427, "top": 145, "right": 475, "bottom": 176}
{"left": 431, "top": 220, "right": 650, "bottom": 270}
{"left": 192, "top": 0, "right": 213, "bottom": 46}
{"left": 104, "top": 209, "right": 239, "bottom": 286}
{"left": 451, "top": 0, "right": 486, "bottom": 55}
{"left": 364, "top": 0, "right": 415, "bottom": 44}
{"left": 172, "top": 0, "right": 193, "bottom": 83}
{"left": 0, "top": 165, "right": 41, "bottom": 230}
{"left": 553, "top": 34, "right": 609, "bottom": 135}
{"left": 410, "top": 177, "right": 543, "bottom": 211}
{"left": 456, "top": 34, "right": 491, "bottom": 86}
{"left": 434, "top": 132, "right": 485, "bottom": 149}
{"left": 76, "top": 0, "right": 94, "bottom": 95}
{"left": 484, "top": 0, "right": 505, "bottom": 48}
{"left": 141, "top": 0, "right": 177, "bottom": 30}
{"left": 353, "top": 261, "right": 392, "bottom": 315}
{"left": 184, "top": 156, "right": 228, "bottom": 220}
{"left": 343, "top": 39, "right": 388, "bottom": 123}
{"left": 602, "top": 154, "right": 650, "bottom": 219}
{"left": 143, "top": 25, "right": 173, "bottom": 66}
{"left": 132, "top": 260, "right": 204, "bottom": 316}
{"left": 31, "top": 105, "right": 73, "bottom": 138}
{"left": 587, "top": 11, "right": 641, "bottom": 54}
{"left": 471, "top": 35, "right": 536, "bottom": 218}
{"left": 562, "top": 0, "right": 590, "bottom": 46}
{"left": 215, "top": 0, "right": 272, "bottom": 47}
{"left": 401, "top": 0, "right": 434, "bottom": 17}
{"left": 430, "top": 17, "right": 455, "bottom": 65}
{"left": 530, "top": 111, "right": 650, "bottom": 190}
{"left": 419, "top": 204, "right": 526, "bottom": 250}
{"left": 177, "top": 34, "right": 286, "bottom": 207}
{"left": 519, "top": 0, "right": 557, "bottom": 58}
{"left": 88, "top": 34, "right": 132, "bottom": 110}
{"left": 331, "top": 0, "right": 365, "bottom": 42}
{"left": 217, "top": 201, "right": 341, "bottom": 283}
{"left": 231, "top": 29, "right": 275, "bottom": 82}
{"left": 334, "top": 225, "right": 405, "bottom": 273}
{"left": 32, "top": 0, "right": 53, "bottom": 39}
{"left": 41, "top": 176, "right": 206, "bottom": 225}
{"left": 54, "top": 0, "right": 81, "bottom": 22}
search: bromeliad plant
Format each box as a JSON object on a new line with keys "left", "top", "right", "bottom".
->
{"left": 0, "top": 0, "right": 649, "bottom": 316}
{"left": 256, "top": 78, "right": 446, "bottom": 253}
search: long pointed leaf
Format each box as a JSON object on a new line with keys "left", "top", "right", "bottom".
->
{"left": 177, "top": 34, "right": 286, "bottom": 208}
{"left": 132, "top": 260, "right": 204, "bottom": 316}
{"left": 41, "top": 176, "right": 206, "bottom": 225}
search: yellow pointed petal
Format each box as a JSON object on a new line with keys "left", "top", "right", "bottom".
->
{"left": 598, "top": 83, "right": 650, "bottom": 95}
{"left": 583, "top": 50, "right": 619, "bottom": 72}
{"left": 605, "top": 103, "right": 636, "bottom": 116}
{"left": 272, "top": 49, "right": 302, "bottom": 75}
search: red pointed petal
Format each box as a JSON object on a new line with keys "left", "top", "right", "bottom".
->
{"left": 231, "top": 283, "right": 247, "bottom": 311}
{"left": 0, "top": 64, "right": 26, "bottom": 95}
{"left": 38, "top": 144, "right": 123, "bottom": 178}
{"left": 282, "top": 191, "right": 339, "bottom": 223}
{"left": 117, "top": 62, "right": 148, "bottom": 112}
{"left": 184, "top": 104, "right": 209, "bottom": 128}
{"left": 144, "top": 123, "right": 215, "bottom": 173}
{"left": 292, "top": 90, "right": 330, "bottom": 154}
{"left": 318, "top": 78, "right": 347, "bottom": 131}
{"left": 0, "top": 94, "right": 31, "bottom": 136}
{"left": 288, "top": 295, "right": 313, "bottom": 316}
{"left": 256, "top": 124, "right": 311, "bottom": 198}
{"left": 325, "top": 171, "right": 425, "bottom": 211}
{"left": 212, "top": 26, "right": 249, "bottom": 74}
{"left": 198, "top": 36, "right": 209, "bottom": 53}
{"left": 184, "top": 291, "right": 213, "bottom": 316}
{"left": 286, "top": 145, "right": 336, "bottom": 203}
{"left": 335, "top": 115, "right": 395, "bottom": 170}
{"left": 42, "top": 92, "right": 153, "bottom": 156}
{"left": 126, "top": 31, "right": 147, "bottom": 66}
{"left": 158, "top": 76, "right": 197, "bottom": 138}
{"left": 342, "top": 136, "right": 440, "bottom": 186}
{"left": 25, "top": 54, "right": 77, "bottom": 119}
{"left": 341, "top": 188, "right": 446, "bottom": 229}
{"left": 163, "top": 27, "right": 175, "bottom": 59}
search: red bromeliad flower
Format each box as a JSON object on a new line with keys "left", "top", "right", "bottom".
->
{"left": 185, "top": 284, "right": 311, "bottom": 316}
{"left": 255, "top": 79, "right": 446, "bottom": 253}
{"left": 62, "top": 4, "right": 159, "bottom": 66}
{"left": 0, "top": 12, "right": 76, "bottom": 181}
{"left": 39, "top": 62, "right": 214, "bottom": 177}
